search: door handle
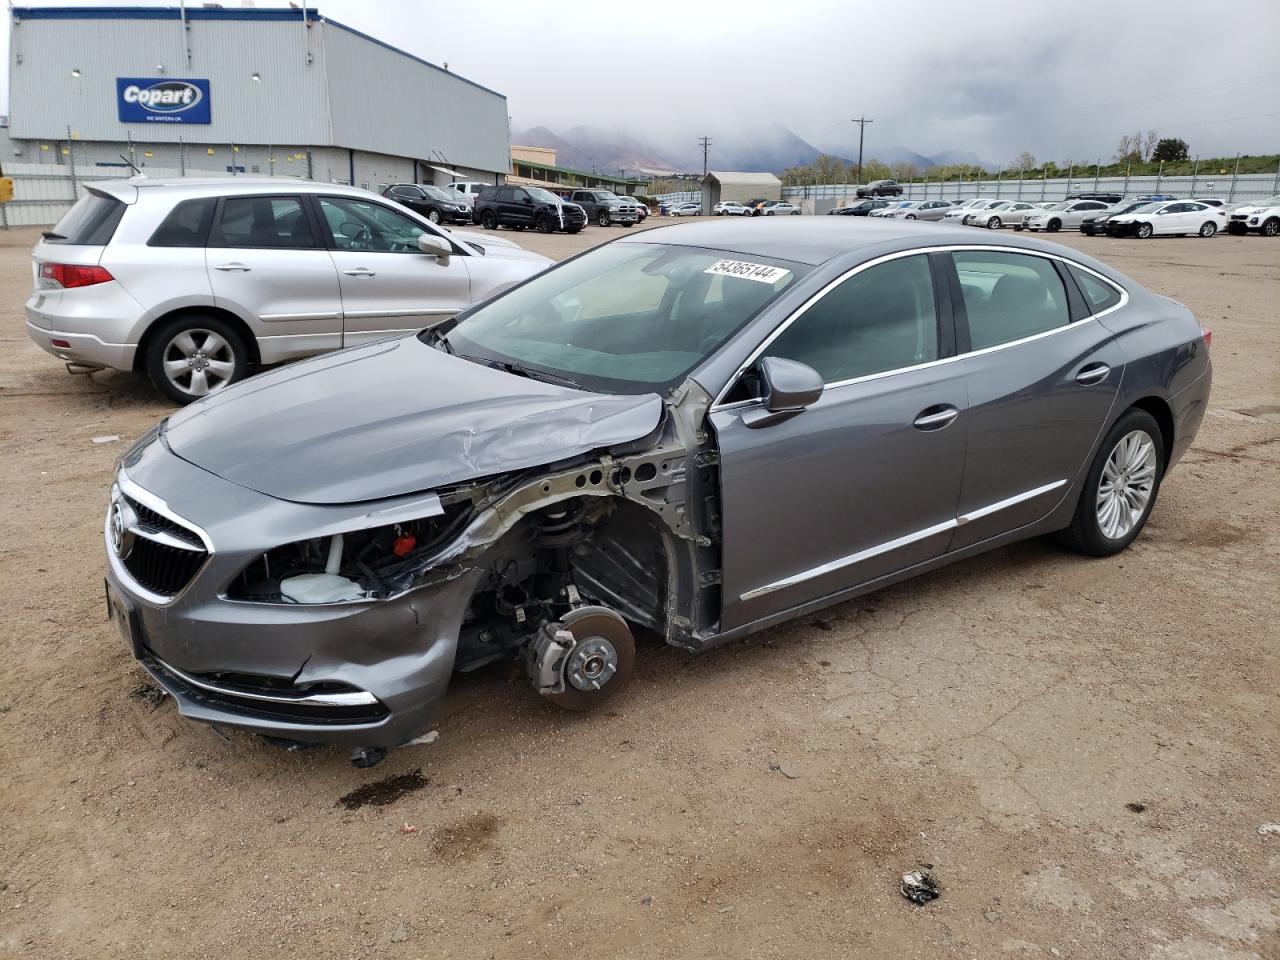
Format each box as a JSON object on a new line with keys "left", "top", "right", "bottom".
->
{"left": 342, "top": 268, "right": 376, "bottom": 277}
{"left": 913, "top": 405, "right": 959, "bottom": 430}
{"left": 1075, "top": 363, "right": 1110, "bottom": 385}
{"left": 213, "top": 262, "right": 251, "bottom": 272}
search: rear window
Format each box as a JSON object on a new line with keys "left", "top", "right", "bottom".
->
{"left": 46, "top": 191, "right": 126, "bottom": 245}
{"left": 1069, "top": 266, "right": 1123, "bottom": 314}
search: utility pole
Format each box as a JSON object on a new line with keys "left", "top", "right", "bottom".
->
{"left": 698, "top": 136, "right": 711, "bottom": 177}
{"left": 850, "top": 116, "right": 873, "bottom": 184}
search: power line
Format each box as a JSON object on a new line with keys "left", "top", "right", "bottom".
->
{"left": 850, "top": 116, "right": 873, "bottom": 183}
{"left": 698, "top": 136, "right": 711, "bottom": 177}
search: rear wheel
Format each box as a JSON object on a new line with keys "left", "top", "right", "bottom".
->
{"left": 1136, "top": 222, "right": 1153, "bottom": 239}
{"left": 480, "top": 209, "right": 497, "bottom": 230}
{"left": 1199, "top": 221, "right": 1216, "bottom": 238}
{"left": 145, "top": 314, "right": 248, "bottom": 405}
{"left": 1057, "top": 409, "right": 1164, "bottom": 557}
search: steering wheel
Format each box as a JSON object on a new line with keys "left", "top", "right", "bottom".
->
{"left": 339, "top": 221, "right": 371, "bottom": 251}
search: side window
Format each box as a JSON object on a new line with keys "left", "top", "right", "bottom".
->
{"left": 763, "top": 254, "right": 938, "bottom": 384}
{"left": 953, "top": 251, "right": 1069, "bottom": 350}
{"left": 1069, "top": 266, "right": 1123, "bottom": 314}
{"left": 496, "top": 188, "right": 516, "bottom": 202}
{"left": 318, "top": 197, "right": 430, "bottom": 253}
{"left": 210, "top": 196, "right": 315, "bottom": 249}
{"left": 148, "top": 197, "right": 215, "bottom": 247}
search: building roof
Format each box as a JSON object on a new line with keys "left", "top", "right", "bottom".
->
{"left": 703, "top": 171, "right": 783, "bottom": 187}
{"left": 10, "top": 5, "right": 504, "bottom": 99}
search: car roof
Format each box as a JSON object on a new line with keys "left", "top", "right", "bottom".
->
{"left": 86, "top": 176, "right": 385, "bottom": 204}
{"left": 615, "top": 216, "right": 1114, "bottom": 267}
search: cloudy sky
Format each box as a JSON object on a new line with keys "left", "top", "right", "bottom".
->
{"left": 4, "top": 0, "right": 1278, "bottom": 167}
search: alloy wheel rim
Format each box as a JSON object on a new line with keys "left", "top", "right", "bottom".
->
{"left": 162, "top": 328, "right": 236, "bottom": 397}
{"left": 1096, "top": 429, "right": 1156, "bottom": 540}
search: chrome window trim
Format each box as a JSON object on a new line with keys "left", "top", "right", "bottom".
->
{"left": 118, "top": 471, "right": 214, "bottom": 553}
{"left": 710, "top": 244, "right": 1130, "bottom": 413}
{"left": 150, "top": 656, "right": 380, "bottom": 708}
{"left": 739, "top": 479, "right": 1067, "bottom": 602}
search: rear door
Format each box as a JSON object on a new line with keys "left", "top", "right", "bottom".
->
{"left": 204, "top": 194, "right": 343, "bottom": 360}
{"left": 944, "top": 248, "right": 1123, "bottom": 550}
{"left": 313, "top": 194, "right": 472, "bottom": 346}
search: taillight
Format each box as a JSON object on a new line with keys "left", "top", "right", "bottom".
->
{"left": 39, "top": 262, "right": 114, "bottom": 288}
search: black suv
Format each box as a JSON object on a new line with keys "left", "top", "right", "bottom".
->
{"left": 855, "top": 179, "right": 903, "bottom": 198}
{"left": 568, "top": 189, "right": 640, "bottom": 227}
{"left": 474, "top": 185, "right": 586, "bottom": 234}
{"left": 382, "top": 183, "right": 472, "bottom": 224}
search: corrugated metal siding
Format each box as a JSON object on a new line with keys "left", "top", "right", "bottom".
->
{"left": 9, "top": 15, "right": 332, "bottom": 145}
{"left": 7, "top": 12, "right": 510, "bottom": 175}
{"left": 320, "top": 24, "right": 509, "bottom": 175}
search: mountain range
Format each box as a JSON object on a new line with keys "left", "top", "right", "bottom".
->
{"left": 512, "top": 123, "right": 996, "bottom": 176}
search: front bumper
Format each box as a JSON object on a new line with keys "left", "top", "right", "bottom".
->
{"left": 105, "top": 434, "right": 480, "bottom": 748}
{"left": 1105, "top": 222, "right": 1141, "bottom": 237}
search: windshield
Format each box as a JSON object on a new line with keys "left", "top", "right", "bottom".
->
{"left": 442, "top": 243, "right": 805, "bottom": 394}
{"left": 421, "top": 186, "right": 454, "bottom": 202}
{"left": 594, "top": 191, "right": 620, "bottom": 201}
{"left": 1121, "top": 202, "right": 1161, "bottom": 215}
{"left": 527, "top": 187, "right": 562, "bottom": 204}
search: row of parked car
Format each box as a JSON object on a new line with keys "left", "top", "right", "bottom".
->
{"left": 829, "top": 192, "right": 1280, "bottom": 239}
{"left": 382, "top": 181, "right": 651, "bottom": 235}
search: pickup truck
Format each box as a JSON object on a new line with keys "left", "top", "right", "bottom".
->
{"left": 568, "top": 190, "right": 640, "bottom": 227}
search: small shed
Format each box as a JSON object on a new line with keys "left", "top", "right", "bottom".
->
{"left": 701, "top": 171, "right": 782, "bottom": 210}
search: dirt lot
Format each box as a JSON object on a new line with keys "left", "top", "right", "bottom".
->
{"left": 1, "top": 218, "right": 1277, "bottom": 959}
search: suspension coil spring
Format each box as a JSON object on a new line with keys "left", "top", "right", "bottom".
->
{"left": 531, "top": 499, "right": 588, "bottom": 548}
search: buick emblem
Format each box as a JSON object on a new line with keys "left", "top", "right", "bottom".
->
{"left": 109, "top": 501, "right": 136, "bottom": 559}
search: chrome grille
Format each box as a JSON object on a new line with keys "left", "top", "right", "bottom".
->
{"left": 112, "top": 486, "right": 209, "bottom": 599}
{"left": 121, "top": 538, "right": 208, "bottom": 597}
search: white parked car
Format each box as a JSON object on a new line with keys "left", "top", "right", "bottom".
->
{"left": 1225, "top": 196, "right": 1280, "bottom": 236}
{"left": 25, "top": 178, "right": 553, "bottom": 403}
{"left": 1019, "top": 199, "right": 1113, "bottom": 232}
{"left": 713, "top": 201, "right": 751, "bottom": 216}
{"left": 967, "top": 200, "right": 1041, "bottom": 229}
{"left": 941, "top": 199, "right": 992, "bottom": 224}
{"left": 885, "top": 199, "right": 954, "bottom": 221}
{"left": 668, "top": 202, "right": 703, "bottom": 217}
{"left": 1106, "top": 199, "right": 1228, "bottom": 239}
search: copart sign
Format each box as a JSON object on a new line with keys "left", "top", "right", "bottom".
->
{"left": 116, "top": 78, "right": 211, "bottom": 124}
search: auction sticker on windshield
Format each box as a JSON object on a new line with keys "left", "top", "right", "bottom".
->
{"left": 704, "top": 259, "right": 792, "bottom": 285}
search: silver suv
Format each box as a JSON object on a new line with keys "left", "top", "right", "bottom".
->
{"left": 25, "top": 177, "right": 552, "bottom": 403}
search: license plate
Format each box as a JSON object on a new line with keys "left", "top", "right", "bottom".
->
{"left": 105, "top": 578, "right": 145, "bottom": 659}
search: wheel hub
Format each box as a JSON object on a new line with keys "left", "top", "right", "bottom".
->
{"left": 565, "top": 636, "right": 618, "bottom": 691}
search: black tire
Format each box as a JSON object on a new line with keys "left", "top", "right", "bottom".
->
{"left": 597, "top": 211, "right": 611, "bottom": 227}
{"left": 905, "top": 213, "right": 916, "bottom": 220}
{"left": 535, "top": 213, "right": 553, "bottom": 233}
{"left": 1198, "top": 221, "right": 1216, "bottom": 238}
{"left": 542, "top": 608, "right": 636, "bottom": 712}
{"left": 1047, "top": 219, "right": 1062, "bottom": 233}
{"left": 1136, "top": 222, "right": 1153, "bottom": 239}
{"left": 426, "top": 208, "right": 442, "bottom": 224}
{"left": 1057, "top": 408, "right": 1165, "bottom": 557}
{"left": 1263, "top": 218, "right": 1280, "bottom": 238}
{"left": 144, "top": 313, "right": 249, "bottom": 406}
{"left": 480, "top": 209, "right": 497, "bottom": 230}
{"left": 989, "top": 216, "right": 1002, "bottom": 229}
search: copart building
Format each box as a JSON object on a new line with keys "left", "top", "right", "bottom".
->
{"left": 5, "top": 5, "right": 511, "bottom": 189}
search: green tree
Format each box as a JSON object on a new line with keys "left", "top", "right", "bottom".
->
{"left": 1151, "top": 137, "right": 1190, "bottom": 163}
{"left": 1010, "top": 151, "right": 1037, "bottom": 172}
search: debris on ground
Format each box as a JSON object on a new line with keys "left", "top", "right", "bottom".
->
{"left": 129, "top": 682, "right": 167, "bottom": 708}
{"left": 1125, "top": 802, "right": 1147, "bottom": 813}
{"left": 389, "top": 921, "right": 410, "bottom": 943}
{"left": 1259, "top": 823, "right": 1280, "bottom": 837}
{"left": 337, "top": 768, "right": 429, "bottom": 810}
{"left": 901, "top": 869, "right": 940, "bottom": 905}
{"left": 399, "top": 822, "right": 418, "bottom": 835}
{"left": 405, "top": 730, "right": 439, "bottom": 746}
{"left": 90, "top": 435, "right": 120, "bottom": 444}
{"left": 768, "top": 762, "right": 799, "bottom": 780}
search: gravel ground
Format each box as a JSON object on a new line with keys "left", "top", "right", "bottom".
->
{"left": 1, "top": 217, "right": 1277, "bottom": 959}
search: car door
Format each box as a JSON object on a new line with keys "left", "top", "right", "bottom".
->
{"left": 1069, "top": 201, "right": 1107, "bottom": 226}
{"left": 711, "top": 252, "right": 968, "bottom": 631}
{"left": 1160, "top": 201, "right": 1198, "bottom": 234}
{"left": 944, "top": 248, "right": 1123, "bottom": 550}
{"left": 313, "top": 194, "right": 472, "bottom": 347}
{"left": 204, "top": 193, "right": 343, "bottom": 361}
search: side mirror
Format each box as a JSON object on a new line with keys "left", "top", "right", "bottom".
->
{"left": 417, "top": 233, "right": 452, "bottom": 265}
{"left": 741, "top": 356, "right": 824, "bottom": 429}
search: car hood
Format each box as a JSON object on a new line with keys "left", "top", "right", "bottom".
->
{"left": 163, "top": 337, "right": 663, "bottom": 505}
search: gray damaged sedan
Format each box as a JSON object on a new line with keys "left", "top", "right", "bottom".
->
{"left": 105, "top": 218, "right": 1212, "bottom": 763}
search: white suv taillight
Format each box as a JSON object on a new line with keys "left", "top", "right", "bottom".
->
{"left": 39, "top": 262, "right": 114, "bottom": 288}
